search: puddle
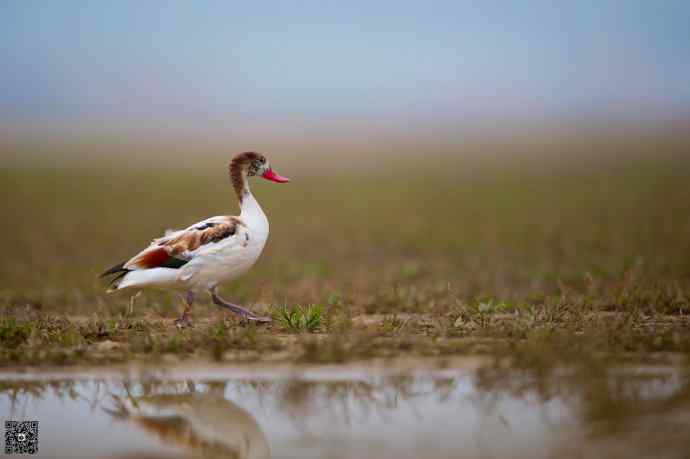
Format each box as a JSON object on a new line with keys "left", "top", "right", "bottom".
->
{"left": 1, "top": 363, "right": 689, "bottom": 459}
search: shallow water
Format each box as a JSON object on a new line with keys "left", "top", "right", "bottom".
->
{"left": 1, "top": 363, "right": 689, "bottom": 459}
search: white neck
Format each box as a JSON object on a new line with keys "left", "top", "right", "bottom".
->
{"left": 239, "top": 186, "right": 269, "bottom": 233}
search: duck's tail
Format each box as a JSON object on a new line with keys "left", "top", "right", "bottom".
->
{"left": 100, "top": 262, "right": 130, "bottom": 291}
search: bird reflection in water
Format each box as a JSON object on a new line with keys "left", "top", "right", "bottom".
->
{"left": 106, "top": 390, "right": 270, "bottom": 459}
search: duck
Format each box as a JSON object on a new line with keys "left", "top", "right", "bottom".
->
{"left": 100, "top": 151, "right": 290, "bottom": 327}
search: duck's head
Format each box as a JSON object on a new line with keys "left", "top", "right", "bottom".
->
{"left": 230, "top": 151, "right": 290, "bottom": 185}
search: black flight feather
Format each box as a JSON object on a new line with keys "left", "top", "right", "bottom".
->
{"left": 100, "top": 262, "right": 127, "bottom": 278}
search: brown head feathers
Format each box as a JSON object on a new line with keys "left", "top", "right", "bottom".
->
{"left": 229, "top": 152, "right": 267, "bottom": 203}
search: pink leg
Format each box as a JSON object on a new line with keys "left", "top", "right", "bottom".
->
{"left": 210, "top": 287, "right": 271, "bottom": 323}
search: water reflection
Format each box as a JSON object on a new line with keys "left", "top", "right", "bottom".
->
{"left": 0, "top": 364, "right": 689, "bottom": 459}
{"left": 475, "top": 357, "right": 690, "bottom": 443}
{"left": 108, "top": 391, "right": 269, "bottom": 459}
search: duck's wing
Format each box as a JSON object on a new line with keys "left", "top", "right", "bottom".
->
{"left": 100, "top": 216, "right": 245, "bottom": 283}
{"left": 127, "top": 216, "right": 245, "bottom": 269}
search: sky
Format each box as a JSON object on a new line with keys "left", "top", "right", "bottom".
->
{"left": 1, "top": 1, "right": 689, "bottom": 137}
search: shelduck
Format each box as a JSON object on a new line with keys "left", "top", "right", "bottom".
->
{"left": 100, "top": 152, "right": 290, "bottom": 327}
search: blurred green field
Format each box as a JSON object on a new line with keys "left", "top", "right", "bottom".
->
{"left": 3, "top": 134, "right": 689, "bottom": 311}
{"left": 1, "top": 133, "right": 689, "bottom": 365}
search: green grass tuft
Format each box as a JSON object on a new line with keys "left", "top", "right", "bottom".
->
{"left": 0, "top": 318, "right": 33, "bottom": 348}
{"left": 273, "top": 304, "right": 324, "bottom": 333}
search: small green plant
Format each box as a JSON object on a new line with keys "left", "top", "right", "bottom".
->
{"left": 105, "top": 318, "right": 119, "bottom": 336}
{"left": 273, "top": 304, "right": 324, "bottom": 333}
{"left": 379, "top": 314, "right": 406, "bottom": 335}
{"left": 164, "top": 334, "right": 183, "bottom": 353}
{"left": 476, "top": 298, "right": 514, "bottom": 314}
{"left": 324, "top": 302, "right": 353, "bottom": 333}
{"left": 0, "top": 318, "right": 33, "bottom": 348}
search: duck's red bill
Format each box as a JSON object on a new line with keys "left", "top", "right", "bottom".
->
{"left": 262, "top": 168, "right": 290, "bottom": 183}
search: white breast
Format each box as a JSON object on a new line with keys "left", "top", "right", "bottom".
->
{"left": 178, "top": 191, "right": 270, "bottom": 291}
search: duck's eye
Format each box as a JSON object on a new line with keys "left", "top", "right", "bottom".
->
{"left": 249, "top": 161, "right": 262, "bottom": 175}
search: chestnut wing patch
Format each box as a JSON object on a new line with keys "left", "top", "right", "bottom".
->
{"left": 127, "top": 246, "right": 189, "bottom": 270}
